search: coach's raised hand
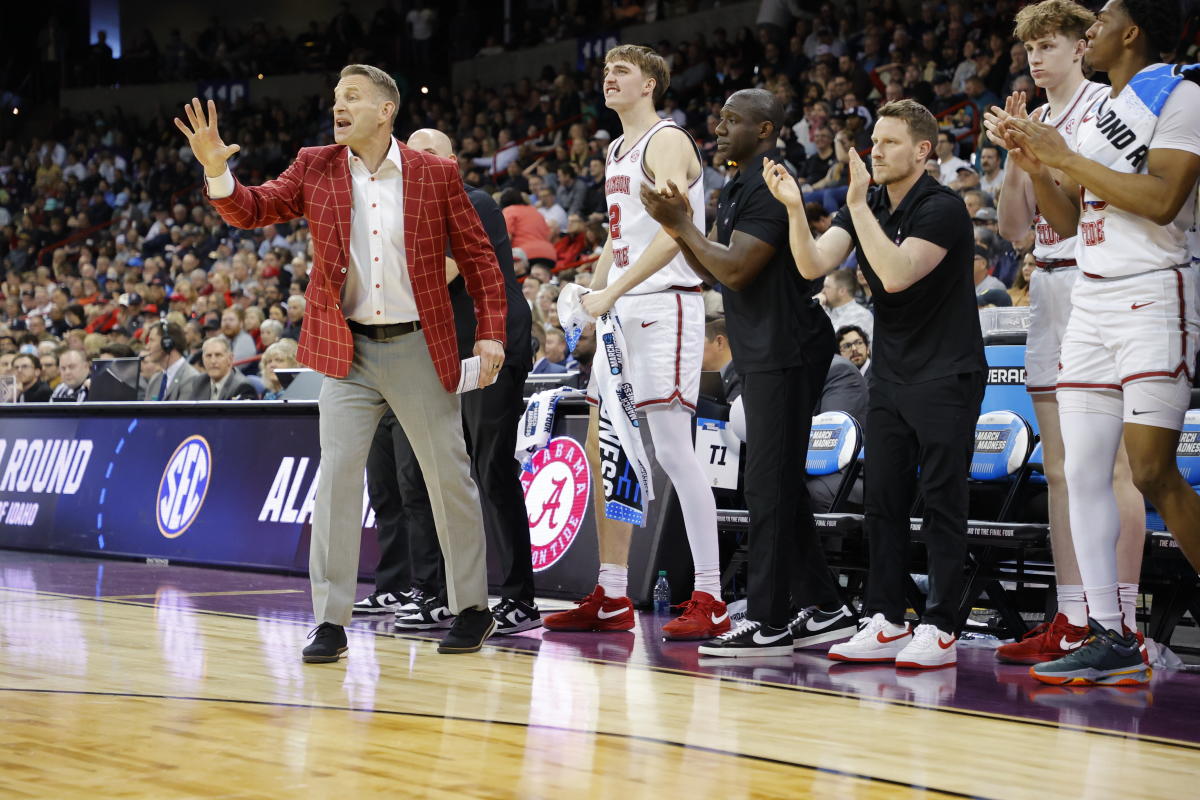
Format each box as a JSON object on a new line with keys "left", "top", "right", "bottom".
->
{"left": 173, "top": 98, "right": 241, "bottom": 178}
{"left": 762, "top": 157, "right": 802, "bottom": 211}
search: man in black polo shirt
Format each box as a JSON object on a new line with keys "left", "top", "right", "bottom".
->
{"left": 641, "top": 88, "right": 852, "bottom": 656}
{"left": 764, "top": 99, "right": 985, "bottom": 670}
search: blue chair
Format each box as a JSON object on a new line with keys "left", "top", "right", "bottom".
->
{"left": 807, "top": 411, "right": 864, "bottom": 514}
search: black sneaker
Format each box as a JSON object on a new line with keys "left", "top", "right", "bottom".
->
{"left": 438, "top": 606, "right": 497, "bottom": 654}
{"left": 352, "top": 589, "right": 417, "bottom": 615}
{"left": 789, "top": 604, "right": 858, "bottom": 649}
{"left": 394, "top": 596, "right": 455, "bottom": 630}
{"left": 491, "top": 598, "right": 542, "bottom": 634}
{"left": 1031, "top": 619, "right": 1151, "bottom": 686}
{"left": 302, "top": 622, "right": 347, "bottom": 663}
{"left": 697, "top": 620, "right": 794, "bottom": 658}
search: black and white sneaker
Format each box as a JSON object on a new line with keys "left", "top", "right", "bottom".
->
{"left": 789, "top": 605, "right": 858, "bottom": 649}
{"left": 697, "top": 620, "right": 794, "bottom": 658}
{"left": 395, "top": 587, "right": 425, "bottom": 614}
{"left": 393, "top": 597, "right": 455, "bottom": 630}
{"left": 491, "top": 598, "right": 542, "bottom": 634}
{"left": 352, "top": 588, "right": 419, "bottom": 615}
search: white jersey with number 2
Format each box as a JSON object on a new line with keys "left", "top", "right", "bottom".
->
{"left": 604, "top": 119, "right": 705, "bottom": 294}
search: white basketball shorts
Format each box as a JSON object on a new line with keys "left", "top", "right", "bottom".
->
{"left": 1057, "top": 266, "right": 1198, "bottom": 430}
{"left": 1025, "top": 265, "right": 1079, "bottom": 394}
{"left": 587, "top": 289, "right": 704, "bottom": 412}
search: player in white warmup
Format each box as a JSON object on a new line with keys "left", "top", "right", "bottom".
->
{"left": 543, "top": 45, "right": 730, "bottom": 641}
{"left": 996, "top": 0, "right": 1200, "bottom": 686}
{"left": 988, "top": 0, "right": 1146, "bottom": 666}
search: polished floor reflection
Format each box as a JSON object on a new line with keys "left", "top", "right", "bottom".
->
{"left": 1, "top": 551, "right": 1199, "bottom": 799}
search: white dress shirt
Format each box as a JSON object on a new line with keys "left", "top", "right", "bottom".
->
{"left": 207, "top": 139, "right": 418, "bottom": 325}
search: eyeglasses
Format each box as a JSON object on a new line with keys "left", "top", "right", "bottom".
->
{"left": 839, "top": 340, "right": 865, "bottom": 352}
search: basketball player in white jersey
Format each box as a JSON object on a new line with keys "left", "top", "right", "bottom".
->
{"left": 543, "top": 45, "right": 730, "bottom": 640}
{"left": 998, "top": 0, "right": 1200, "bottom": 685}
{"left": 987, "top": 0, "right": 1146, "bottom": 667}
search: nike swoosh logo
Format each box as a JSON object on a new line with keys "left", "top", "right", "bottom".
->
{"left": 752, "top": 629, "right": 791, "bottom": 645}
{"left": 876, "top": 630, "right": 910, "bottom": 643}
{"left": 640, "top": 321, "right": 657, "bottom": 328}
{"left": 710, "top": 612, "right": 729, "bottom": 625}
{"left": 937, "top": 636, "right": 956, "bottom": 650}
{"left": 1060, "top": 636, "right": 1083, "bottom": 651}
{"left": 506, "top": 610, "right": 523, "bottom": 626}
{"left": 806, "top": 614, "right": 848, "bottom": 632}
{"left": 1131, "top": 302, "right": 1155, "bottom": 310}
{"left": 597, "top": 607, "right": 627, "bottom": 619}
{"left": 1131, "top": 409, "right": 1153, "bottom": 416}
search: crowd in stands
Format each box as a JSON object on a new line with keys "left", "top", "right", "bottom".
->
{"left": 4, "top": 1, "right": 1197, "bottom": 403}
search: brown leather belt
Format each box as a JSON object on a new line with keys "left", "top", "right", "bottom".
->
{"left": 347, "top": 319, "right": 421, "bottom": 339}
{"left": 1035, "top": 258, "right": 1077, "bottom": 271}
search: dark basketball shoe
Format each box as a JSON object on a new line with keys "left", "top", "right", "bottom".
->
{"left": 1030, "top": 619, "right": 1150, "bottom": 686}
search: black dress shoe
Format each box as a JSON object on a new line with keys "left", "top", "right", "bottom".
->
{"left": 302, "top": 622, "right": 348, "bottom": 663}
{"left": 437, "top": 606, "right": 496, "bottom": 654}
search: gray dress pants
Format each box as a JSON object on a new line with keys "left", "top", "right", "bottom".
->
{"left": 308, "top": 330, "right": 488, "bottom": 625}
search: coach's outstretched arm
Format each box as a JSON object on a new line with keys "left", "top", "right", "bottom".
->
{"left": 761, "top": 158, "right": 852, "bottom": 281}
{"left": 174, "top": 97, "right": 306, "bottom": 227}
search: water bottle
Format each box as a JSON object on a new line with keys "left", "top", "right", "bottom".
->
{"left": 653, "top": 570, "right": 671, "bottom": 615}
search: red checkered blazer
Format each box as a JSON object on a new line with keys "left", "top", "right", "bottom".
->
{"left": 207, "top": 140, "right": 506, "bottom": 392}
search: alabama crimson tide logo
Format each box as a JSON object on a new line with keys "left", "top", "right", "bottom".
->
{"left": 521, "top": 436, "right": 591, "bottom": 572}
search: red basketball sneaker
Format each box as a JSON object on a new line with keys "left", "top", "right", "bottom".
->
{"left": 995, "top": 613, "right": 1089, "bottom": 664}
{"left": 661, "top": 591, "right": 731, "bottom": 640}
{"left": 543, "top": 586, "right": 635, "bottom": 632}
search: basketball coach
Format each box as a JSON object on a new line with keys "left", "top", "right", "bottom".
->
{"left": 174, "top": 64, "right": 508, "bottom": 662}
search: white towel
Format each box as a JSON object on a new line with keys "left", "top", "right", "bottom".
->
{"left": 557, "top": 284, "right": 654, "bottom": 524}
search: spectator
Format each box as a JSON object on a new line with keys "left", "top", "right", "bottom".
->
{"left": 554, "top": 214, "right": 588, "bottom": 269}
{"left": 835, "top": 324, "right": 871, "bottom": 378}
{"left": 532, "top": 330, "right": 570, "bottom": 374}
{"left": 935, "top": 131, "right": 973, "bottom": 185}
{"left": 50, "top": 349, "right": 90, "bottom": 402}
{"left": 499, "top": 189, "right": 558, "bottom": 269}
{"left": 220, "top": 306, "right": 257, "bottom": 362}
{"left": 144, "top": 321, "right": 199, "bottom": 401}
{"left": 282, "top": 295, "right": 305, "bottom": 340}
{"left": 977, "top": 143, "right": 1006, "bottom": 201}
{"left": 259, "top": 318, "right": 284, "bottom": 350}
{"left": 40, "top": 351, "right": 61, "bottom": 389}
{"left": 260, "top": 339, "right": 300, "bottom": 400}
{"left": 555, "top": 164, "right": 587, "bottom": 217}
{"left": 973, "top": 244, "right": 1008, "bottom": 297}
{"left": 1008, "top": 252, "right": 1035, "bottom": 308}
{"left": 701, "top": 317, "right": 741, "bottom": 402}
{"left": 820, "top": 269, "right": 874, "bottom": 339}
{"left": 13, "top": 354, "right": 52, "bottom": 402}
{"left": 535, "top": 187, "right": 568, "bottom": 234}
{"left": 182, "top": 338, "right": 258, "bottom": 401}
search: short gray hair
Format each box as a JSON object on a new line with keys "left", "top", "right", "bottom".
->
{"left": 260, "top": 319, "right": 284, "bottom": 338}
{"left": 339, "top": 64, "right": 400, "bottom": 122}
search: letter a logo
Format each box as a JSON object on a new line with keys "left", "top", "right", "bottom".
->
{"left": 529, "top": 477, "right": 566, "bottom": 527}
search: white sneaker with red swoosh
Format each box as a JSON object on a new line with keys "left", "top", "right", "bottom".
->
{"left": 895, "top": 623, "right": 958, "bottom": 669}
{"left": 827, "top": 613, "right": 912, "bottom": 663}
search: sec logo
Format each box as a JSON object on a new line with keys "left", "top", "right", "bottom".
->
{"left": 521, "top": 436, "right": 591, "bottom": 572}
{"left": 157, "top": 435, "right": 212, "bottom": 539}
